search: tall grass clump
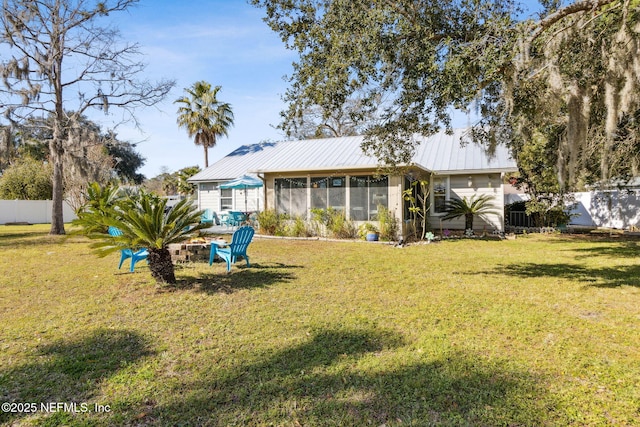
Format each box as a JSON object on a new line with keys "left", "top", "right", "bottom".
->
{"left": 311, "top": 208, "right": 357, "bottom": 238}
{"left": 285, "top": 215, "right": 313, "bottom": 237}
{"left": 377, "top": 204, "right": 399, "bottom": 241}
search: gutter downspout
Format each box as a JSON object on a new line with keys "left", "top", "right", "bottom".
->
{"left": 257, "top": 173, "right": 266, "bottom": 211}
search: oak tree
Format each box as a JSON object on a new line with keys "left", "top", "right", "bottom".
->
{"left": 253, "top": 0, "right": 640, "bottom": 193}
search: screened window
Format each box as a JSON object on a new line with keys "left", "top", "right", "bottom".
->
{"left": 432, "top": 176, "right": 448, "bottom": 214}
{"left": 220, "top": 188, "right": 233, "bottom": 211}
{"left": 350, "top": 175, "right": 388, "bottom": 220}
{"left": 275, "top": 178, "right": 307, "bottom": 217}
{"left": 311, "top": 177, "right": 346, "bottom": 212}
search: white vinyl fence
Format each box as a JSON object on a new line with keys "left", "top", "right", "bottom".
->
{"left": 0, "top": 200, "right": 77, "bottom": 225}
{"left": 570, "top": 190, "right": 640, "bottom": 229}
{"left": 506, "top": 190, "right": 640, "bottom": 230}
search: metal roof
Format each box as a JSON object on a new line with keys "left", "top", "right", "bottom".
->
{"left": 188, "top": 130, "right": 517, "bottom": 182}
{"left": 188, "top": 141, "right": 281, "bottom": 182}
{"left": 412, "top": 129, "right": 517, "bottom": 173}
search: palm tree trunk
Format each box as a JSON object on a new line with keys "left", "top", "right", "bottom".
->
{"left": 148, "top": 248, "right": 176, "bottom": 284}
{"left": 465, "top": 213, "right": 473, "bottom": 231}
{"left": 204, "top": 145, "right": 209, "bottom": 168}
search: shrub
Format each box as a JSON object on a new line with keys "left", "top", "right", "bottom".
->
{"left": 403, "top": 178, "right": 430, "bottom": 240}
{"left": 442, "top": 194, "right": 499, "bottom": 231}
{"left": 73, "top": 186, "right": 208, "bottom": 284}
{"left": 328, "top": 210, "right": 357, "bottom": 239}
{"left": 256, "top": 209, "right": 285, "bottom": 235}
{"left": 0, "top": 158, "right": 53, "bottom": 200}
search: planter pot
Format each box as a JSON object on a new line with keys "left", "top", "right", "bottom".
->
{"left": 366, "top": 232, "right": 379, "bottom": 242}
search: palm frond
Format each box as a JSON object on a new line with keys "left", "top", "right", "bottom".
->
{"left": 75, "top": 185, "right": 208, "bottom": 252}
{"left": 174, "top": 81, "right": 234, "bottom": 156}
{"left": 442, "top": 194, "right": 500, "bottom": 221}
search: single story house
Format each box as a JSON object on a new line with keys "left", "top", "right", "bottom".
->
{"left": 188, "top": 129, "right": 518, "bottom": 235}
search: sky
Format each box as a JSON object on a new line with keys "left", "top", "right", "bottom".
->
{"left": 97, "top": 0, "right": 296, "bottom": 178}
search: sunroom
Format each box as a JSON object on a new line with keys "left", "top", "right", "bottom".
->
{"left": 273, "top": 174, "right": 391, "bottom": 221}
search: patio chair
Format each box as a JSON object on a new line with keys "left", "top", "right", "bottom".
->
{"left": 220, "top": 211, "right": 231, "bottom": 227}
{"left": 220, "top": 211, "right": 246, "bottom": 228}
{"left": 108, "top": 226, "right": 149, "bottom": 272}
{"left": 201, "top": 209, "right": 215, "bottom": 225}
{"left": 212, "top": 211, "right": 221, "bottom": 226}
{"left": 209, "top": 226, "right": 255, "bottom": 272}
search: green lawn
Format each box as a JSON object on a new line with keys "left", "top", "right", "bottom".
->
{"left": 1, "top": 225, "right": 639, "bottom": 426}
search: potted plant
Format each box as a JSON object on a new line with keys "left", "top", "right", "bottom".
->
{"left": 360, "top": 223, "right": 379, "bottom": 241}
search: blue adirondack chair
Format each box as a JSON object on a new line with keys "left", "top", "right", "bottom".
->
{"left": 201, "top": 208, "right": 215, "bottom": 225}
{"left": 209, "top": 226, "right": 255, "bottom": 272}
{"left": 107, "top": 226, "right": 149, "bottom": 272}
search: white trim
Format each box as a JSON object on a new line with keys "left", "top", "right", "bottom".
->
{"left": 431, "top": 167, "right": 518, "bottom": 175}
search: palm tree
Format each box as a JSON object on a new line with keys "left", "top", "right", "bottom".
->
{"left": 74, "top": 187, "right": 209, "bottom": 284}
{"left": 442, "top": 194, "right": 500, "bottom": 232}
{"left": 175, "top": 81, "right": 234, "bottom": 168}
{"left": 75, "top": 182, "right": 123, "bottom": 233}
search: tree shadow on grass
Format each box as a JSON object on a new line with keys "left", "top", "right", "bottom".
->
{"left": 0, "top": 231, "right": 61, "bottom": 248}
{"left": 0, "top": 328, "right": 154, "bottom": 425}
{"left": 568, "top": 241, "right": 640, "bottom": 259}
{"left": 481, "top": 262, "right": 640, "bottom": 288}
{"left": 0, "top": 231, "right": 36, "bottom": 247}
{"left": 153, "top": 327, "right": 554, "bottom": 426}
{"left": 171, "top": 262, "right": 301, "bottom": 294}
{"left": 543, "top": 234, "right": 640, "bottom": 258}
{"left": 0, "top": 231, "right": 90, "bottom": 248}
